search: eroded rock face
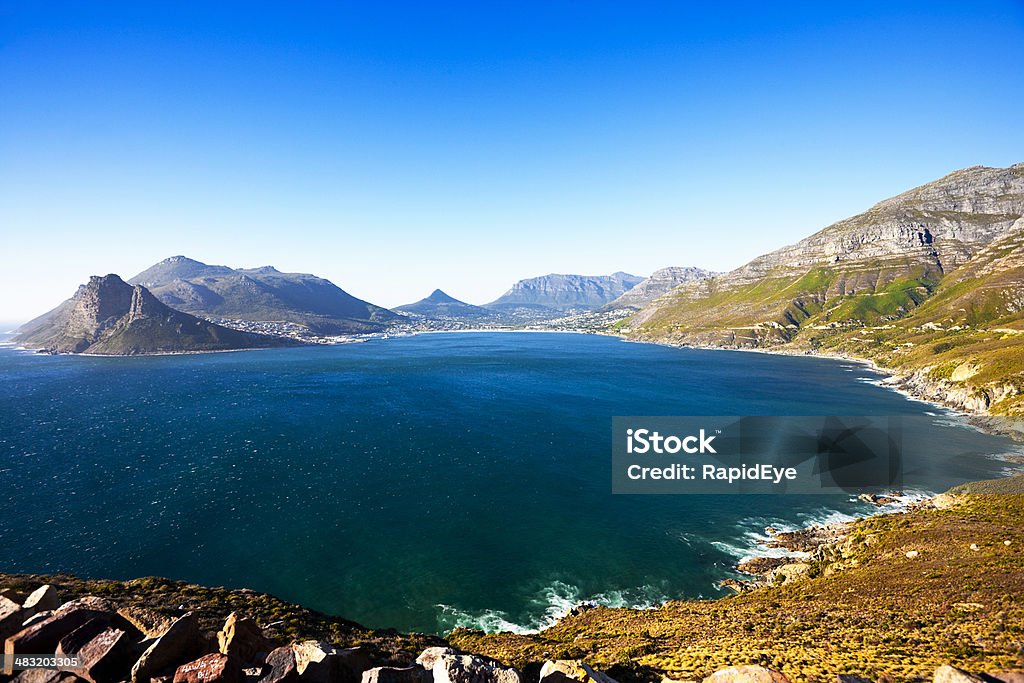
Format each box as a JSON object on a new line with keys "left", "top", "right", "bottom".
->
{"left": 607, "top": 267, "right": 716, "bottom": 310}
{"left": 703, "top": 666, "right": 791, "bottom": 683}
{"left": 173, "top": 653, "right": 242, "bottom": 683}
{"left": 429, "top": 654, "right": 522, "bottom": 683}
{"left": 539, "top": 660, "right": 619, "bottom": 683}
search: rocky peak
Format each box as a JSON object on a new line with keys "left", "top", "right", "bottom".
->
{"left": 425, "top": 289, "right": 459, "bottom": 303}
{"left": 69, "top": 274, "right": 137, "bottom": 336}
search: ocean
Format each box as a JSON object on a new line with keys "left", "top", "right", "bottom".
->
{"left": 0, "top": 332, "right": 1019, "bottom": 634}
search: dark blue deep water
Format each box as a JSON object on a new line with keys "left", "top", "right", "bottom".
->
{"left": 0, "top": 332, "right": 1019, "bottom": 634}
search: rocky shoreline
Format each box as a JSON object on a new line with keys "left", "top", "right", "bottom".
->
{"left": 2, "top": 578, "right": 1018, "bottom": 683}
{"left": 720, "top": 494, "right": 937, "bottom": 594}
{"left": 4, "top": 477, "right": 1024, "bottom": 683}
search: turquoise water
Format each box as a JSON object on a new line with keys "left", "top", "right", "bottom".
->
{"left": 0, "top": 332, "right": 1019, "bottom": 634}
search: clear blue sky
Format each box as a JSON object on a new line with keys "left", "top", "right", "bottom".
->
{"left": 2, "top": 1, "right": 1023, "bottom": 324}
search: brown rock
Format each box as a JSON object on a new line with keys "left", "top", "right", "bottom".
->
{"left": 257, "top": 646, "right": 298, "bottom": 683}
{"left": 217, "top": 612, "right": 272, "bottom": 664}
{"left": 131, "top": 613, "right": 205, "bottom": 683}
{"left": 70, "top": 627, "right": 137, "bottom": 683}
{"left": 361, "top": 667, "right": 432, "bottom": 683}
{"left": 704, "top": 666, "right": 791, "bottom": 683}
{"left": 173, "top": 653, "right": 243, "bottom": 683}
{"left": 118, "top": 606, "right": 176, "bottom": 639}
{"left": 5, "top": 606, "right": 111, "bottom": 669}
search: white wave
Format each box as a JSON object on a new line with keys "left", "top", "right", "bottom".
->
{"left": 435, "top": 580, "right": 669, "bottom": 635}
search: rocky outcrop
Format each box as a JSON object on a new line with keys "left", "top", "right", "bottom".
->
{"left": 487, "top": 273, "right": 644, "bottom": 312}
{"left": 604, "top": 267, "right": 716, "bottom": 311}
{"left": 13, "top": 274, "right": 295, "bottom": 355}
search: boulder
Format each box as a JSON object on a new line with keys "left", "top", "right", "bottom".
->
{"left": 416, "top": 649, "right": 457, "bottom": 671}
{"left": 703, "top": 667, "right": 791, "bottom": 683}
{"left": 257, "top": 646, "right": 298, "bottom": 683}
{"left": 131, "top": 613, "right": 205, "bottom": 683}
{"left": 23, "top": 586, "right": 60, "bottom": 614}
{"left": 5, "top": 603, "right": 122, "bottom": 667}
{"left": 539, "top": 661, "right": 619, "bottom": 683}
{"left": 292, "top": 641, "right": 371, "bottom": 683}
{"left": 66, "top": 627, "right": 137, "bottom": 683}
{"left": 430, "top": 654, "right": 522, "bottom": 683}
{"left": 217, "top": 612, "right": 273, "bottom": 664}
{"left": 118, "top": 606, "right": 177, "bottom": 639}
{"left": 1, "top": 595, "right": 26, "bottom": 640}
{"left": 934, "top": 667, "right": 984, "bottom": 683}
{"left": 363, "top": 666, "right": 433, "bottom": 683}
{"left": 173, "top": 653, "right": 243, "bottom": 683}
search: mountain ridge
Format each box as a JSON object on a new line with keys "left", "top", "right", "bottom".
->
{"left": 487, "top": 272, "right": 644, "bottom": 312}
{"left": 625, "top": 162, "right": 1024, "bottom": 415}
{"left": 14, "top": 274, "right": 294, "bottom": 355}
{"left": 129, "top": 256, "right": 396, "bottom": 334}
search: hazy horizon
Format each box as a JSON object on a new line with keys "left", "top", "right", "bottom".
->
{"left": 3, "top": 2, "right": 1023, "bottom": 322}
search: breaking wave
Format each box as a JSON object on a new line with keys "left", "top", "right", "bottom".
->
{"left": 435, "top": 580, "right": 670, "bottom": 634}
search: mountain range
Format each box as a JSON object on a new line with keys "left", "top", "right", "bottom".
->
{"left": 9, "top": 162, "right": 1023, "bottom": 415}
{"left": 14, "top": 274, "right": 293, "bottom": 355}
{"left": 626, "top": 163, "right": 1024, "bottom": 415}
{"left": 485, "top": 272, "right": 644, "bottom": 313}
{"left": 129, "top": 256, "right": 396, "bottom": 334}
